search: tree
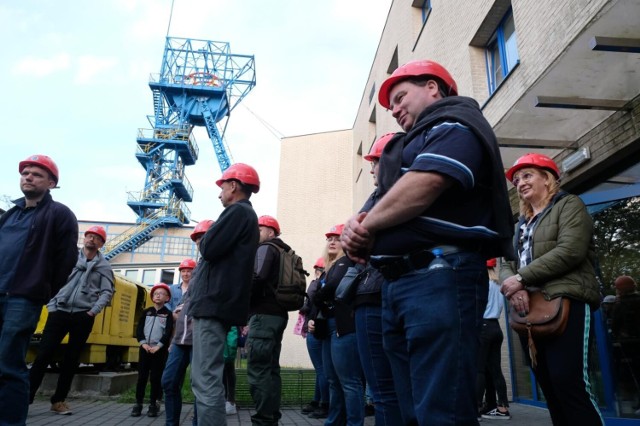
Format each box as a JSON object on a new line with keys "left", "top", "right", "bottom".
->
{"left": 592, "top": 197, "right": 640, "bottom": 292}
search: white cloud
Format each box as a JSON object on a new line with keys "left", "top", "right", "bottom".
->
{"left": 74, "top": 56, "right": 119, "bottom": 85}
{"left": 12, "top": 54, "right": 70, "bottom": 77}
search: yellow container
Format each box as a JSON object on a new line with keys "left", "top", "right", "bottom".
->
{"left": 27, "top": 273, "right": 152, "bottom": 367}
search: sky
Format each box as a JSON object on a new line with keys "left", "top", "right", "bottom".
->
{"left": 0, "top": 0, "right": 391, "bottom": 224}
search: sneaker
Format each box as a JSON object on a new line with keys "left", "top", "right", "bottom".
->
{"left": 131, "top": 403, "right": 142, "bottom": 417}
{"left": 225, "top": 401, "right": 237, "bottom": 415}
{"left": 482, "top": 408, "right": 511, "bottom": 420}
{"left": 50, "top": 401, "right": 72, "bottom": 415}
{"left": 301, "top": 401, "right": 318, "bottom": 414}
{"left": 309, "top": 405, "right": 328, "bottom": 419}
{"left": 147, "top": 402, "right": 159, "bottom": 417}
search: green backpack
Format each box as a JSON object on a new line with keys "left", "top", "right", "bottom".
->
{"left": 265, "top": 242, "right": 309, "bottom": 311}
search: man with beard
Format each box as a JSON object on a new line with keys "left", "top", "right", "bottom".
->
{"left": 28, "top": 225, "right": 114, "bottom": 415}
{"left": 0, "top": 154, "right": 78, "bottom": 425}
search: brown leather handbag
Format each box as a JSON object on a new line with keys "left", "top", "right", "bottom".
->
{"left": 509, "top": 291, "right": 570, "bottom": 367}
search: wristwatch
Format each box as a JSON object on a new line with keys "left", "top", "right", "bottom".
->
{"left": 515, "top": 273, "right": 523, "bottom": 283}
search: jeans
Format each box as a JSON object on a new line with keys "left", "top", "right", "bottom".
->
{"left": 162, "top": 343, "right": 196, "bottom": 426}
{"left": 191, "top": 318, "right": 227, "bottom": 426}
{"left": 323, "top": 317, "right": 364, "bottom": 426}
{"left": 382, "top": 251, "right": 487, "bottom": 425}
{"left": 0, "top": 295, "right": 42, "bottom": 426}
{"left": 306, "top": 331, "right": 329, "bottom": 404}
{"left": 246, "top": 314, "right": 287, "bottom": 426}
{"left": 355, "top": 304, "right": 402, "bottom": 425}
{"left": 29, "top": 310, "right": 95, "bottom": 404}
{"left": 475, "top": 319, "right": 508, "bottom": 408}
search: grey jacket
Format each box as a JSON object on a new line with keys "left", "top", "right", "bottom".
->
{"left": 47, "top": 249, "right": 114, "bottom": 316}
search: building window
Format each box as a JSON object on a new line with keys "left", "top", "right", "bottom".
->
{"left": 142, "top": 269, "right": 156, "bottom": 285}
{"left": 421, "top": 0, "right": 431, "bottom": 24}
{"left": 486, "top": 10, "right": 519, "bottom": 93}
{"left": 135, "top": 236, "right": 193, "bottom": 256}
{"left": 125, "top": 270, "right": 138, "bottom": 280}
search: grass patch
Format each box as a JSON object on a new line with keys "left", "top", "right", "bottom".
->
{"left": 118, "top": 366, "right": 316, "bottom": 407}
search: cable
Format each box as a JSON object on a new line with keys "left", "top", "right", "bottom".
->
{"left": 241, "top": 105, "right": 285, "bottom": 140}
{"left": 166, "top": 0, "right": 175, "bottom": 38}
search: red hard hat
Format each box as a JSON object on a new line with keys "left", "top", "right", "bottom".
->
{"left": 179, "top": 258, "right": 197, "bottom": 270}
{"left": 85, "top": 225, "right": 107, "bottom": 242}
{"left": 614, "top": 275, "right": 637, "bottom": 292}
{"left": 314, "top": 257, "right": 325, "bottom": 269}
{"left": 486, "top": 258, "right": 497, "bottom": 268}
{"left": 325, "top": 224, "right": 344, "bottom": 238}
{"left": 258, "top": 215, "right": 281, "bottom": 235}
{"left": 215, "top": 163, "right": 260, "bottom": 193}
{"left": 151, "top": 283, "right": 171, "bottom": 300}
{"left": 378, "top": 60, "right": 458, "bottom": 109}
{"left": 505, "top": 153, "right": 561, "bottom": 182}
{"left": 19, "top": 154, "right": 60, "bottom": 183}
{"left": 190, "top": 219, "right": 215, "bottom": 242}
{"left": 364, "top": 133, "right": 396, "bottom": 162}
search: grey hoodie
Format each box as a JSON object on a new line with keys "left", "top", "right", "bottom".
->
{"left": 47, "top": 249, "right": 114, "bottom": 316}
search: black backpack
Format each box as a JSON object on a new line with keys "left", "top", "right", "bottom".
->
{"left": 265, "top": 242, "right": 309, "bottom": 311}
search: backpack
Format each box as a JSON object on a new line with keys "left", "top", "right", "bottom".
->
{"left": 265, "top": 242, "right": 309, "bottom": 311}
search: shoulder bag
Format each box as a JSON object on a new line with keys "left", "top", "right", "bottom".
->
{"left": 335, "top": 265, "right": 365, "bottom": 305}
{"left": 509, "top": 290, "right": 570, "bottom": 368}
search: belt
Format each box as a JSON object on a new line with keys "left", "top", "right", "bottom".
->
{"left": 370, "top": 245, "right": 462, "bottom": 281}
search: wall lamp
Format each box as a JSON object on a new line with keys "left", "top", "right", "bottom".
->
{"left": 561, "top": 147, "right": 591, "bottom": 173}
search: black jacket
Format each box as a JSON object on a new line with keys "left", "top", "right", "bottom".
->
{"left": 250, "top": 238, "right": 289, "bottom": 318}
{"left": 0, "top": 192, "right": 78, "bottom": 303}
{"left": 314, "top": 255, "right": 356, "bottom": 336}
{"left": 187, "top": 199, "right": 259, "bottom": 326}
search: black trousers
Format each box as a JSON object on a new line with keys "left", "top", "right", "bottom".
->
{"left": 520, "top": 299, "right": 603, "bottom": 425}
{"left": 136, "top": 346, "right": 168, "bottom": 405}
{"left": 29, "top": 310, "right": 95, "bottom": 403}
{"left": 476, "top": 319, "right": 509, "bottom": 407}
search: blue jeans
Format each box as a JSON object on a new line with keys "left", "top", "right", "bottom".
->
{"left": 382, "top": 251, "right": 487, "bottom": 425}
{"left": 306, "top": 332, "right": 329, "bottom": 404}
{"left": 0, "top": 295, "right": 42, "bottom": 426}
{"left": 323, "top": 317, "right": 364, "bottom": 426}
{"left": 355, "top": 304, "right": 402, "bottom": 425}
{"left": 162, "top": 343, "right": 196, "bottom": 426}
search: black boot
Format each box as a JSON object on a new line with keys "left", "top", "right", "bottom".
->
{"left": 147, "top": 402, "right": 159, "bottom": 417}
{"left": 301, "top": 400, "right": 319, "bottom": 414}
{"left": 131, "top": 404, "right": 142, "bottom": 417}
{"left": 309, "top": 403, "right": 329, "bottom": 419}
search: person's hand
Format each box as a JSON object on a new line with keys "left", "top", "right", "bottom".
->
{"left": 307, "top": 320, "right": 315, "bottom": 333}
{"left": 141, "top": 343, "right": 151, "bottom": 353}
{"left": 149, "top": 346, "right": 160, "bottom": 354}
{"left": 501, "top": 275, "right": 525, "bottom": 299}
{"left": 86, "top": 311, "right": 95, "bottom": 317}
{"left": 510, "top": 290, "right": 530, "bottom": 317}
{"left": 341, "top": 212, "right": 373, "bottom": 264}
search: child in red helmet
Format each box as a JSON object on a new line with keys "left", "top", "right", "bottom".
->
{"left": 132, "top": 283, "right": 174, "bottom": 418}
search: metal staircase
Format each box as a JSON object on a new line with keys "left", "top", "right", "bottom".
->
{"left": 103, "top": 37, "right": 256, "bottom": 261}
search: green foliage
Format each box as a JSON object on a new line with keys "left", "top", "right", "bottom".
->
{"left": 592, "top": 197, "right": 640, "bottom": 291}
{"left": 118, "top": 367, "right": 316, "bottom": 407}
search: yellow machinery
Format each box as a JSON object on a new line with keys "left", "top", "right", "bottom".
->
{"left": 27, "top": 273, "right": 152, "bottom": 368}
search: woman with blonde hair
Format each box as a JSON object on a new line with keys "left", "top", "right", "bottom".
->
{"left": 500, "top": 153, "right": 603, "bottom": 425}
{"left": 309, "top": 224, "right": 364, "bottom": 426}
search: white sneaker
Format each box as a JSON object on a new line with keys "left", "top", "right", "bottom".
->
{"left": 225, "top": 401, "right": 237, "bottom": 415}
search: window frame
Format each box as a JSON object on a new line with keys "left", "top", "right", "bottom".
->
{"left": 485, "top": 9, "right": 519, "bottom": 94}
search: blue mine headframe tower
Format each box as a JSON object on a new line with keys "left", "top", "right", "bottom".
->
{"left": 104, "top": 37, "right": 256, "bottom": 260}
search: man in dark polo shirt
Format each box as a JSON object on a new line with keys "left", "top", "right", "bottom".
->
{"left": 341, "top": 60, "right": 514, "bottom": 424}
{"left": 0, "top": 154, "right": 78, "bottom": 425}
